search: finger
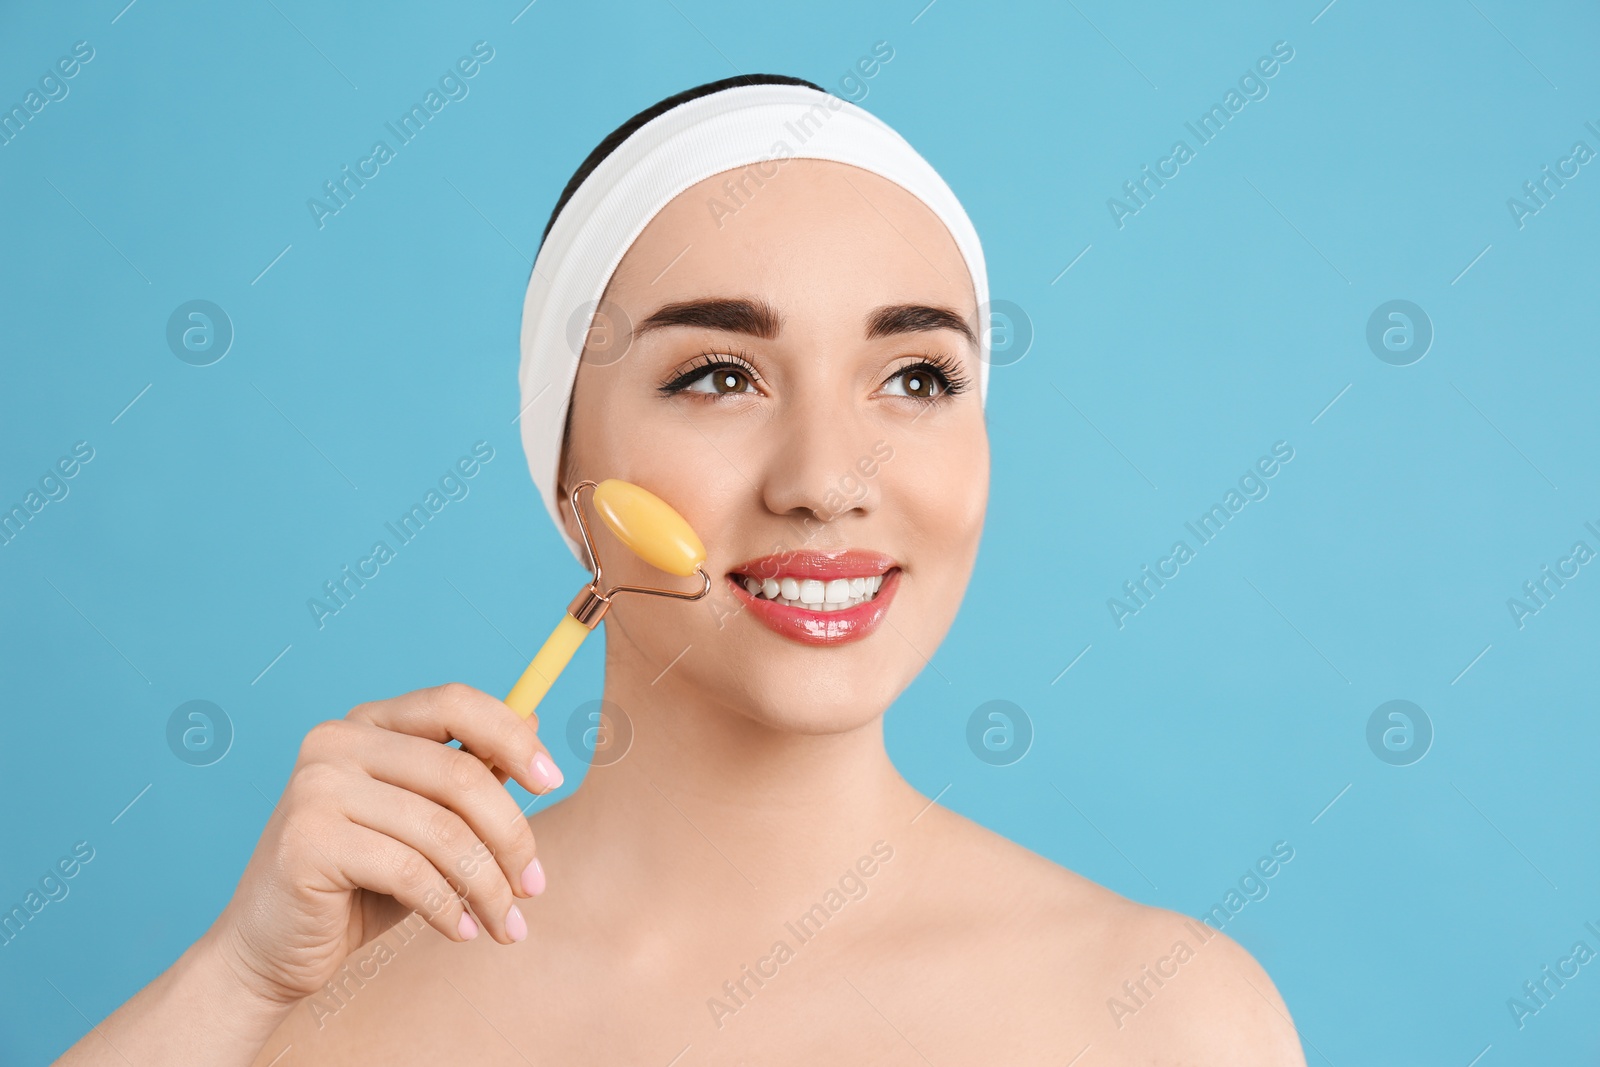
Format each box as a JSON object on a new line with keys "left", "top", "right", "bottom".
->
{"left": 348, "top": 682, "right": 565, "bottom": 796}
{"left": 327, "top": 822, "right": 479, "bottom": 943}
{"left": 341, "top": 777, "right": 530, "bottom": 945}
{"left": 331, "top": 723, "right": 544, "bottom": 900}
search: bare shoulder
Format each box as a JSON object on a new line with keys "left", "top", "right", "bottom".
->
{"left": 890, "top": 805, "right": 1306, "bottom": 1065}
{"left": 1088, "top": 898, "right": 1307, "bottom": 1064}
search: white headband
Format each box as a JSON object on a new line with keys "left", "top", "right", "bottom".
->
{"left": 517, "top": 82, "right": 990, "bottom": 564}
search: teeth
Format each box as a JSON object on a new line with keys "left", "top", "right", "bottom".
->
{"left": 735, "top": 571, "right": 890, "bottom": 610}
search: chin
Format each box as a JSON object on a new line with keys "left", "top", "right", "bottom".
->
{"left": 732, "top": 708, "right": 873, "bottom": 737}
{"left": 708, "top": 645, "right": 919, "bottom": 736}
{"left": 609, "top": 584, "right": 947, "bottom": 734}
{"left": 734, "top": 689, "right": 895, "bottom": 736}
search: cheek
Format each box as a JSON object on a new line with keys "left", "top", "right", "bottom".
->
{"left": 891, "top": 425, "right": 989, "bottom": 560}
{"left": 574, "top": 401, "right": 746, "bottom": 583}
{"left": 575, "top": 389, "right": 706, "bottom": 513}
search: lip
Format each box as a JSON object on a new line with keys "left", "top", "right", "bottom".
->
{"left": 727, "top": 548, "right": 897, "bottom": 581}
{"left": 725, "top": 549, "right": 901, "bottom": 646}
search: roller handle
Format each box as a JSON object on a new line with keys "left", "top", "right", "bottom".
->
{"left": 478, "top": 612, "right": 591, "bottom": 780}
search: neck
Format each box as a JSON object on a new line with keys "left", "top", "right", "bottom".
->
{"left": 540, "top": 628, "right": 923, "bottom": 917}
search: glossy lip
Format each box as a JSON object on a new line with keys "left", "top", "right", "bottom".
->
{"left": 728, "top": 548, "right": 897, "bottom": 582}
{"left": 726, "top": 549, "right": 901, "bottom": 646}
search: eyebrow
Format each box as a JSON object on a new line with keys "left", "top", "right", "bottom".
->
{"left": 634, "top": 297, "right": 976, "bottom": 347}
{"left": 865, "top": 303, "right": 976, "bottom": 347}
{"left": 634, "top": 298, "right": 781, "bottom": 340}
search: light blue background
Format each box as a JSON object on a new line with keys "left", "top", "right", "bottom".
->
{"left": 2, "top": 0, "right": 1597, "bottom": 1063}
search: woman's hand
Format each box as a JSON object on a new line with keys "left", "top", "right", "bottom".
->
{"left": 204, "top": 682, "right": 564, "bottom": 1009}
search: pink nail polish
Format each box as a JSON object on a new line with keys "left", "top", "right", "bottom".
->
{"left": 458, "top": 912, "right": 479, "bottom": 940}
{"left": 522, "top": 858, "right": 546, "bottom": 897}
{"left": 530, "top": 751, "right": 565, "bottom": 790}
{"left": 506, "top": 905, "right": 528, "bottom": 942}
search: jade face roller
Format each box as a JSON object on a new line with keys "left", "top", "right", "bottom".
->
{"left": 478, "top": 478, "right": 709, "bottom": 774}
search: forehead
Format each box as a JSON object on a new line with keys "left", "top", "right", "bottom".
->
{"left": 604, "top": 158, "right": 976, "bottom": 320}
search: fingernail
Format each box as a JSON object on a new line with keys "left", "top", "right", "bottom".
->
{"left": 529, "top": 751, "right": 565, "bottom": 791}
{"left": 505, "top": 905, "right": 528, "bottom": 942}
{"left": 521, "top": 858, "right": 546, "bottom": 897}
{"left": 458, "top": 911, "right": 478, "bottom": 940}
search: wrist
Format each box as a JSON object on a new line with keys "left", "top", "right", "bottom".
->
{"left": 180, "top": 926, "right": 300, "bottom": 1043}
{"left": 52, "top": 925, "right": 300, "bottom": 1067}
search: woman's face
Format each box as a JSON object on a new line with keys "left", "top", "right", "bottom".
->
{"left": 559, "top": 159, "right": 989, "bottom": 735}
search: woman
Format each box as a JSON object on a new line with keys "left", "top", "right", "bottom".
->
{"left": 59, "top": 75, "right": 1304, "bottom": 1065}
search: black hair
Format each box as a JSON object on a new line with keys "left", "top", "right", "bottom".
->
{"left": 538, "top": 73, "right": 826, "bottom": 250}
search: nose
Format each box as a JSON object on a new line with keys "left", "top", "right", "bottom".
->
{"left": 758, "top": 394, "right": 884, "bottom": 528}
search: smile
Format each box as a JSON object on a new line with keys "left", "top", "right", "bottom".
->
{"left": 734, "top": 573, "right": 886, "bottom": 611}
{"left": 724, "top": 549, "right": 901, "bottom": 646}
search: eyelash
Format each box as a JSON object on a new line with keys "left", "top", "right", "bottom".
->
{"left": 657, "top": 350, "right": 972, "bottom": 402}
{"left": 658, "top": 351, "right": 763, "bottom": 396}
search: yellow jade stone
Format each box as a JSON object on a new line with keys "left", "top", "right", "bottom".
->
{"left": 498, "top": 479, "right": 705, "bottom": 726}
{"left": 591, "top": 479, "right": 706, "bottom": 577}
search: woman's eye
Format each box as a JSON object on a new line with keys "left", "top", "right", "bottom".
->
{"left": 883, "top": 364, "right": 947, "bottom": 400}
{"left": 683, "top": 364, "right": 755, "bottom": 395}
